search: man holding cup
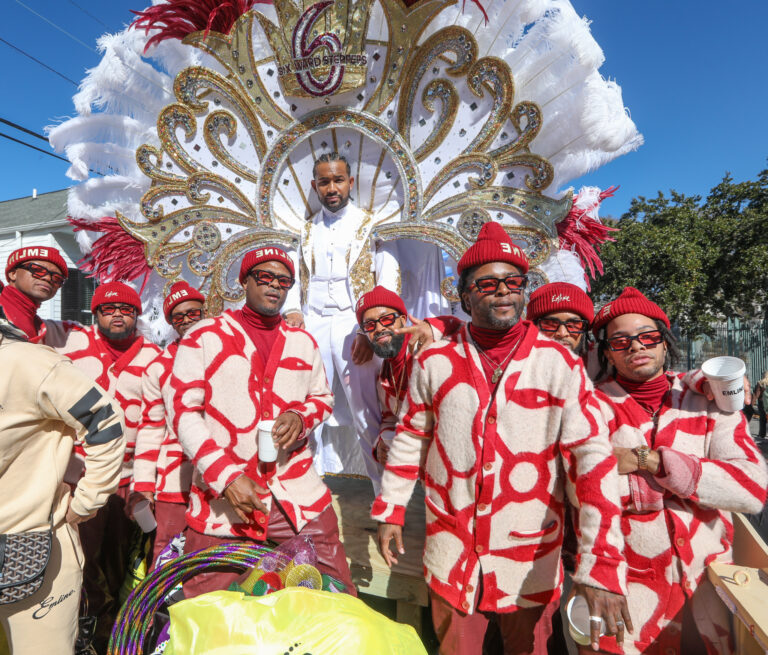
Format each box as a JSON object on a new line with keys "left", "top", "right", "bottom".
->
{"left": 590, "top": 287, "right": 768, "bottom": 654}
{"left": 171, "top": 247, "right": 355, "bottom": 597}
{"left": 130, "top": 281, "right": 207, "bottom": 565}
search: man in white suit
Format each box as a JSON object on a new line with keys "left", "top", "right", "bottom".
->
{"left": 283, "top": 152, "right": 401, "bottom": 489}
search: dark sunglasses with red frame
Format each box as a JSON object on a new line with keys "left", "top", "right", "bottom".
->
{"left": 469, "top": 274, "right": 528, "bottom": 295}
{"left": 607, "top": 330, "right": 664, "bottom": 352}
{"left": 537, "top": 317, "right": 590, "bottom": 335}
{"left": 16, "top": 262, "right": 66, "bottom": 287}
{"left": 170, "top": 308, "right": 204, "bottom": 327}
{"left": 98, "top": 304, "right": 137, "bottom": 317}
{"left": 248, "top": 269, "right": 295, "bottom": 290}
{"left": 360, "top": 312, "right": 402, "bottom": 334}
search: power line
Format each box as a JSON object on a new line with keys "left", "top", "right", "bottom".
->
{"left": 0, "top": 37, "right": 79, "bottom": 87}
{"left": 67, "top": 0, "right": 108, "bottom": 28}
{"left": 0, "top": 132, "right": 70, "bottom": 163}
{"left": 0, "top": 118, "right": 48, "bottom": 143}
{"left": 13, "top": 0, "right": 173, "bottom": 100}
{"left": 0, "top": 132, "right": 104, "bottom": 176}
{"left": 13, "top": 0, "right": 97, "bottom": 54}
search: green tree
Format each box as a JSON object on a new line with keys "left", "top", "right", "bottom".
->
{"left": 591, "top": 167, "right": 768, "bottom": 335}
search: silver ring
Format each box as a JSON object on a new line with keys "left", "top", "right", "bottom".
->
{"left": 616, "top": 620, "right": 625, "bottom": 627}
{"left": 589, "top": 615, "right": 603, "bottom": 623}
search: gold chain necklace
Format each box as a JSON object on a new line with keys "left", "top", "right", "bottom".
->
{"left": 474, "top": 334, "right": 523, "bottom": 384}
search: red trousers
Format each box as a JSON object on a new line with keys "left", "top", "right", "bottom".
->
{"left": 430, "top": 589, "right": 559, "bottom": 655}
{"left": 151, "top": 500, "right": 188, "bottom": 568}
{"left": 182, "top": 501, "right": 356, "bottom": 598}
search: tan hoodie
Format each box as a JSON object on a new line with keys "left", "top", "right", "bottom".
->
{"left": 0, "top": 333, "right": 126, "bottom": 533}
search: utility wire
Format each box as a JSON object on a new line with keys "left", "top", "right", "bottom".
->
{"left": 0, "top": 131, "right": 104, "bottom": 176}
{"left": 13, "top": 0, "right": 96, "bottom": 53}
{"left": 67, "top": 0, "right": 108, "bottom": 28}
{"left": 13, "top": 0, "right": 173, "bottom": 100}
{"left": 0, "top": 37, "right": 79, "bottom": 87}
{"left": 0, "top": 132, "right": 70, "bottom": 163}
{"left": 0, "top": 118, "right": 49, "bottom": 143}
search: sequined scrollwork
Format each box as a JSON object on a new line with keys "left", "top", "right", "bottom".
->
{"left": 136, "top": 145, "right": 184, "bottom": 184}
{"left": 174, "top": 67, "right": 268, "bottom": 162}
{"left": 157, "top": 104, "right": 201, "bottom": 176}
{"left": 423, "top": 154, "right": 497, "bottom": 204}
{"left": 204, "top": 112, "right": 260, "bottom": 184}
{"left": 365, "top": 0, "right": 457, "bottom": 116}
{"left": 422, "top": 187, "right": 572, "bottom": 239}
{"left": 183, "top": 13, "right": 291, "bottom": 130}
{"left": 463, "top": 57, "right": 514, "bottom": 155}
{"left": 397, "top": 27, "right": 476, "bottom": 155}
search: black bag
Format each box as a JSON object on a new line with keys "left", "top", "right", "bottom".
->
{"left": 0, "top": 528, "right": 52, "bottom": 604}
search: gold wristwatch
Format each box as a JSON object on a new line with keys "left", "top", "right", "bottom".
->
{"left": 634, "top": 445, "right": 650, "bottom": 470}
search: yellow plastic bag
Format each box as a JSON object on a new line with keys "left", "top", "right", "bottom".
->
{"left": 165, "top": 588, "right": 427, "bottom": 655}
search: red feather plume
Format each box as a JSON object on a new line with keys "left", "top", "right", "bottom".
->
{"left": 131, "top": 0, "right": 270, "bottom": 51}
{"left": 556, "top": 186, "right": 619, "bottom": 287}
{"left": 68, "top": 216, "right": 152, "bottom": 294}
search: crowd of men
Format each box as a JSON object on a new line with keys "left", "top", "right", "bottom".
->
{"left": 0, "top": 152, "right": 765, "bottom": 655}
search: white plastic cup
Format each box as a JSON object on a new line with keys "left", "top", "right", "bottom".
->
{"left": 566, "top": 595, "right": 605, "bottom": 647}
{"left": 257, "top": 420, "right": 278, "bottom": 463}
{"left": 701, "top": 356, "right": 747, "bottom": 412}
{"left": 133, "top": 499, "right": 157, "bottom": 533}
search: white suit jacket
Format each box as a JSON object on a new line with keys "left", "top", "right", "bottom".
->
{"left": 284, "top": 202, "right": 400, "bottom": 314}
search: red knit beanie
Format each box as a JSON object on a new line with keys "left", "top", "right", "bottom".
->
{"left": 163, "top": 281, "right": 205, "bottom": 322}
{"left": 355, "top": 286, "right": 407, "bottom": 325}
{"left": 5, "top": 246, "right": 69, "bottom": 281}
{"left": 239, "top": 247, "right": 295, "bottom": 284}
{"left": 527, "top": 282, "right": 594, "bottom": 323}
{"left": 91, "top": 282, "right": 142, "bottom": 313}
{"left": 456, "top": 221, "right": 529, "bottom": 274}
{"left": 592, "top": 286, "right": 670, "bottom": 336}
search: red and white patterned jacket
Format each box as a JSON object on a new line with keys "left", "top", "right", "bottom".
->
{"left": 170, "top": 311, "right": 334, "bottom": 539}
{"left": 133, "top": 342, "right": 192, "bottom": 504}
{"left": 372, "top": 322, "right": 627, "bottom": 614}
{"left": 594, "top": 372, "right": 768, "bottom": 653}
{"left": 47, "top": 323, "right": 161, "bottom": 487}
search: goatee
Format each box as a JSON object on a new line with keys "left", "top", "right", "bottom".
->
{"left": 371, "top": 332, "right": 405, "bottom": 359}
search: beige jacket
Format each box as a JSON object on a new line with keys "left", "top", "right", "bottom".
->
{"left": 0, "top": 335, "right": 126, "bottom": 533}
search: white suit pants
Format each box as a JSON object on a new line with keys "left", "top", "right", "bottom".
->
{"left": 305, "top": 308, "right": 383, "bottom": 490}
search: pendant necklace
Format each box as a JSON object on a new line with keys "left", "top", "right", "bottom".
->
{"left": 476, "top": 338, "right": 522, "bottom": 384}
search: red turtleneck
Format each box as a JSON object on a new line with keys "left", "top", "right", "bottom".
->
{"left": 616, "top": 372, "right": 671, "bottom": 415}
{"left": 468, "top": 320, "right": 526, "bottom": 387}
{"left": 233, "top": 305, "right": 282, "bottom": 367}
{"left": 100, "top": 334, "right": 138, "bottom": 363}
{"left": 0, "top": 285, "right": 42, "bottom": 340}
{"left": 383, "top": 334, "right": 412, "bottom": 401}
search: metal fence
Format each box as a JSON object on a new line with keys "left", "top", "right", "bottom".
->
{"left": 677, "top": 319, "right": 768, "bottom": 387}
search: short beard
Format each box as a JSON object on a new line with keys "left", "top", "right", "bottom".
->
{"left": 474, "top": 297, "right": 523, "bottom": 330}
{"left": 370, "top": 332, "right": 405, "bottom": 359}
{"left": 98, "top": 324, "right": 135, "bottom": 341}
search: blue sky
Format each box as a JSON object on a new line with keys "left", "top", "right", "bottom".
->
{"left": 1, "top": 0, "right": 766, "bottom": 220}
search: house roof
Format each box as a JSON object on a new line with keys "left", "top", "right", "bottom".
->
{"left": 0, "top": 189, "right": 69, "bottom": 233}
